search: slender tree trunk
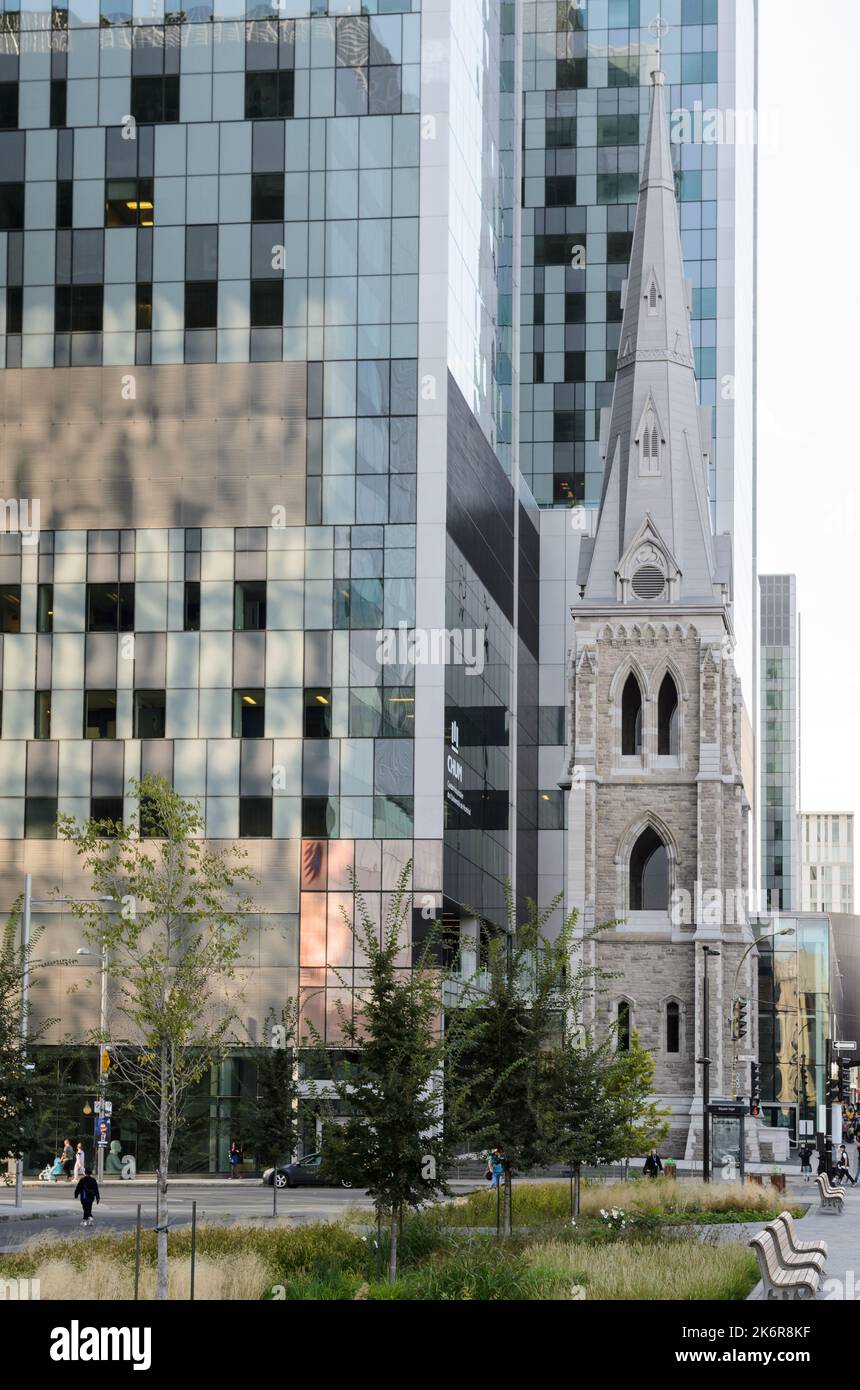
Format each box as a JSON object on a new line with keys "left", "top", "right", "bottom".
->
{"left": 502, "top": 1172, "right": 512, "bottom": 1238}
{"left": 388, "top": 1204, "right": 398, "bottom": 1282}
{"left": 574, "top": 1162, "right": 582, "bottom": 1219}
{"left": 157, "top": 1048, "right": 169, "bottom": 1301}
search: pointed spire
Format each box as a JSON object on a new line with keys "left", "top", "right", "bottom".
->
{"left": 577, "top": 73, "right": 731, "bottom": 610}
{"left": 641, "top": 71, "right": 675, "bottom": 193}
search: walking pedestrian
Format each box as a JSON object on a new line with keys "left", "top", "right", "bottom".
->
{"left": 73, "top": 1142, "right": 86, "bottom": 1179}
{"left": 798, "top": 1143, "right": 813, "bottom": 1181}
{"left": 485, "top": 1148, "right": 504, "bottom": 1190}
{"left": 61, "top": 1138, "right": 75, "bottom": 1181}
{"left": 74, "top": 1167, "right": 100, "bottom": 1226}
{"left": 643, "top": 1147, "right": 664, "bottom": 1178}
{"left": 837, "top": 1146, "right": 857, "bottom": 1186}
{"left": 228, "top": 1139, "right": 243, "bottom": 1179}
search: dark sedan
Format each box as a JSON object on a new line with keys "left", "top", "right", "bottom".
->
{"left": 260, "top": 1152, "right": 354, "bottom": 1190}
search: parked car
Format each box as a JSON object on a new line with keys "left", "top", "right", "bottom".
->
{"left": 260, "top": 1152, "right": 354, "bottom": 1190}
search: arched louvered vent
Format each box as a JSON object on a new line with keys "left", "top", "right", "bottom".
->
{"left": 631, "top": 566, "right": 666, "bottom": 600}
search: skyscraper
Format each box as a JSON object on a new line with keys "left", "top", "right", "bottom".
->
{"left": 801, "top": 814, "right": 854, "bottom": 916}
{"left": 759, "top": 574, "right": 799, "bottom": 910}
{"left": 0, "top": 0, "right": 757, "bottom": 1167}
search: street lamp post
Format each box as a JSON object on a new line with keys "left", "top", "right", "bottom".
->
{"left": 16, "top": 874, "right": 116, "bottom": 1206}
{"left": 730, "top": 925, "right": 796, "bottom": 1098}
{"left": 699, "top": 946, "right": 720, "bottom": 1183}
{"left": 78, "top": 942, "right": 110, "bottom": 1184}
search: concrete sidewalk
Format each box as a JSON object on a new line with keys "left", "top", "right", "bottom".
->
{"left": 746, "top": 1173, "right": 860, "bottom": 1300}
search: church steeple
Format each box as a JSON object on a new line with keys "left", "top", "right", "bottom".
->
{"left": 578, "top": 71, "right": 731, "bottom": 608}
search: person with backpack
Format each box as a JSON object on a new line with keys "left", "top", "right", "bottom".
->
{"left": 74, "top": 1167, "right": 101, "bottom": 1226}
{"left": 485, "top": 1149, "right": 504, "bottom": 1190}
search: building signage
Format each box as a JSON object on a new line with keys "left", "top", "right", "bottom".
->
{"left": 445, "top": 721, "right": 471, "bottom": 818}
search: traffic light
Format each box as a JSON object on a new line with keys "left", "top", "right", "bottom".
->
{"left": 839, "top": 1058, "right": 852, "bottom": 1104}
{"left": 750, "top": 1061, "right": 761, "bottom": 1117}
{"left": 732, "top": 997, "right": 749, "bottom": 1042}
{"left": 827, "top": 1063, "right": 839, "bottom": 1106}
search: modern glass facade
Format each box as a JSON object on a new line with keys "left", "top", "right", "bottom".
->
{"left": 802, "top": 814, "right": 855, "bottom": 915}
{"left": 759, "top": 574, "right": 799, "bottom": 910}
{"left": 0, "top": 0, "right": 756, "bottom": 1168}
{"left": 754, "top": 914, "right": 838, "bottom": 1146}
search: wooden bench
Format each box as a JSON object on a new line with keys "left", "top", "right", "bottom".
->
{"left": 749, "top": 1231, "right": 821, "bottom": 1301}
{"left": 776, "top": 1211, "right": 827, "bottom": 1260}
{"left": 767, "top": 1217, "right": 826, "bottom": 1275}
{"left": 816, "top": 1173, "right": 845, "bottom": 1214}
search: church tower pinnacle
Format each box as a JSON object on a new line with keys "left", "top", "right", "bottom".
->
{"left": 567, "top": 71, "right": 754, "bottom": 1162}
{"left": 577, "top": 70, "right": 732, "bottom": 611}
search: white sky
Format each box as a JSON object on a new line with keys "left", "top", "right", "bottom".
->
{"left": 757, "top": 0, "right": 859, "bottom": 822}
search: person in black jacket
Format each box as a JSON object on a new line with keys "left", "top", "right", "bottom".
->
{"left": 643, "top": 1148, "right": 664, "bottom": 1178}
{"left": 74, "top": 1168, "right": 100, "bottom": 1226}
{"left": 798, "top": 1143, "right": 814, "bottom": 1181}
{"left": 836, "top": 1146, "right": 857, "bottom": 1186}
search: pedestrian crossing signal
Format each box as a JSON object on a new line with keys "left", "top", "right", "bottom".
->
{"left": 100, "top": 1048, "right": 111, "bottom": 1074}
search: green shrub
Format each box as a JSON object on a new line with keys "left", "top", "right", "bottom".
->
{"left": 527, "top": 1238, "right": 759, "bottom": 1301}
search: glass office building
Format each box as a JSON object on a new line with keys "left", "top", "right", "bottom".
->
{"left": 0, "top": 0, "right": 756, "bottom": 1166}
{"left": 754, "top": 914, "right": 840, "bottom": 1147}
{"left": 802, "top": 814, "right": 855, "bottom": 915}
{"left": 759, "top": 574, "right": 799, "bottom": 910}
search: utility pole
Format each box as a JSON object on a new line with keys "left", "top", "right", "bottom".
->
{"left": 699, "top": 946, "right": 720, "bottom": 1183}
{"left": 97, "top": 940, "right": 108, "bottom": 1184}
{"left": 825, "top": 1036, "right": 833, "bottom": 1177}
{"left": 17, "top": 877, "right": 117, "bottom": 1203}
{"left": 14, "top": 875, "right": 33, "bottom": 1207}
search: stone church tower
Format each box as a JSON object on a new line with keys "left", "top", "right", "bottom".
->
{"left": 567, "top": 70, "right": 755, "bottom": 1159}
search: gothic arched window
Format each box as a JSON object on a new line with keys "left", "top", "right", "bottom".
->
{"left": 666, "top": 1000, "right": 680, "bottom": 1053}
{"left": 621, "top": 674, "right": 643, "bottom": 756}
{"left": 640, "top": 411, "right": 661, "bottom": 476}
{"left": 617, "top": 1000, "right": 631, "bottom": 1052}
{"left": 658, "top": 673, "right": 680, "bottom": 756}
{"left": 630, "top": 827, "right": 669, "bottom": 910}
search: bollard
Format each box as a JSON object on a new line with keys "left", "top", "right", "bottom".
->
{"left": 134, "top": 1204, "right": 142, "bottom": 1301}
{"left": 273, "top": 1173, "right": 278, "bottom": 1219}
{"left": 190, "top": 1200, "right": 197, "bottom": 1302}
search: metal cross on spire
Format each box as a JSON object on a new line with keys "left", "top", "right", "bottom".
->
{"left": 648, "top": 7, "right": 670, "bottom": 66}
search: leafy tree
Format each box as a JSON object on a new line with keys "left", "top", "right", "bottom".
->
{"left": 606, "top": 1029, "right": 670, "bottom": 1173}
{"left": 449, "top": 891, "right": 610, "bottom": 1236}
{"left": 59, "top": 775, "right": 254, "bottom": 1300}
{"left": 320, "top": 866, "right": 459, "bottom": 1281}
{"left": 540, "top": 1032, "right": 623, "bottom": 1217}
{"left": 0, "top": 908, "right": 55, "bottom": 1180}
{"left": 250, "top": 1002, "right": 302, "bottom": 1169}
